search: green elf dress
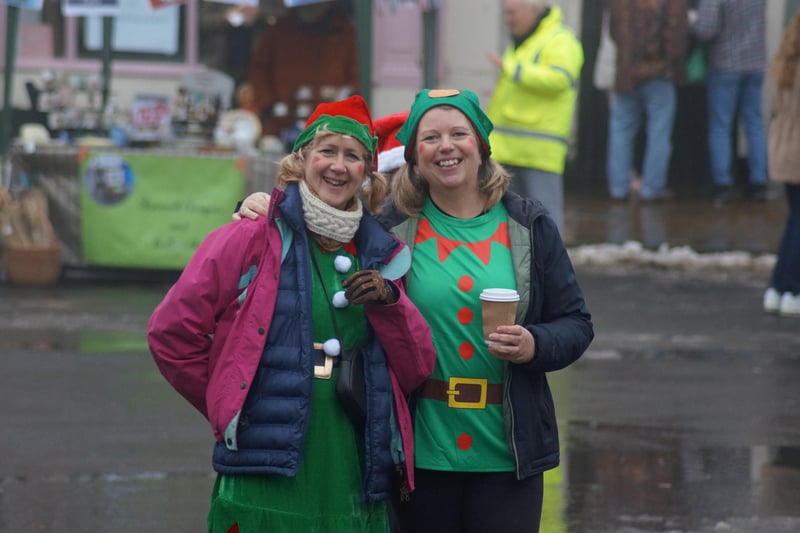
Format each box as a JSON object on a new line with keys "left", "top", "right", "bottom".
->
{"left": 207, "top": 242, "right": 389, "bottom": 533}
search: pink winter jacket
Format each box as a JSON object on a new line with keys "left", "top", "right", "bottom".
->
{"left": 147, "top": 192, "right": 436, "bottom": 490}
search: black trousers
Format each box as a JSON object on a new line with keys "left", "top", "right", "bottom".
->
{"left": 390, "top": 469, "right": 544, "bottom": 533}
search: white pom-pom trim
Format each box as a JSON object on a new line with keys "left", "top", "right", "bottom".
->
{"left": 332, "top": 290, "right": 349, "bottom": 308}
{"left": 334, "top": 255, "right": 352, "bottom": 273}
{"left": 323, "top": 338, "right": 341, "bottom": 356}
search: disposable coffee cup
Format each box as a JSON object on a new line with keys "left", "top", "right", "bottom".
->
{"left": 480, "top": 288, "right": 519, "bottom": 343}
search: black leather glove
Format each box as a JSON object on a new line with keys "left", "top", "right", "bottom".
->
{"left": 342, "top": 270, "right": 398, "bottom": 305}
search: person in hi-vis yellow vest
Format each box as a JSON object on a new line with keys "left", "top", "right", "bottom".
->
{"left": 487, "top": 1, "right": 584, "bottom": 235}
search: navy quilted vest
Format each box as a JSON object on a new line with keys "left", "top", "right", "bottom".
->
{"left": 212, "top": 184, "right": 396, "bottom": 502}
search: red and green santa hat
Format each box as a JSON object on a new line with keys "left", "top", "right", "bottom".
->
{"left": 292, "top": 94, "right": 378, "bottom": 157}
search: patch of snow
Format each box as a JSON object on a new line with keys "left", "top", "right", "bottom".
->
{"left": 568, "top": 241, "right": 775, "bottom": 273}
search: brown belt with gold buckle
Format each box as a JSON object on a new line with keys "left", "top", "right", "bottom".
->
{"left": 419, "top": 377, "right": 503, "bottom": 409}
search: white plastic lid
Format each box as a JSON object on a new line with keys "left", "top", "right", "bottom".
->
{"left": 479, "top": 288, "right": 519, "bottom": 302}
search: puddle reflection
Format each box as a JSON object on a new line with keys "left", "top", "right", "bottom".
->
{"left": 565, "top": 193, "right": 785, "bottom": 254}
{"left": 555, "top": 422, "right": 800, "bottom": 532}
{"left": 0, "top": 330, "right": 147, "bottom": 353}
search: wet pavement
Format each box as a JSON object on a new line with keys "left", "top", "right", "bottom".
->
{"left": 1, "top": 186, "right": 799, "bottom": 533}
{"left": 562, "top": 182, "right": 787, "bottom": 254}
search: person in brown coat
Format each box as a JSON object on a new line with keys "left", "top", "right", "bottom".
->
{"left": 605, "top": 0, "right": 689, "bottom": 202}
{"left": 248, "top": 1, "right": 359, "bottom": 141}
{"left": 762, "top": 11, "right": 800, "bottom": 317}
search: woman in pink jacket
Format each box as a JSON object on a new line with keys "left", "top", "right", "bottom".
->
{"left": 148, "top": 95, "right": 436, "bottom": 532}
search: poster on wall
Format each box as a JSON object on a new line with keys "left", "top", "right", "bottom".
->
{"left": 61, "top": 0, "right": 120, "bottom": 17}
{"left": 79, "top": 153, "right": 244, "bottom": 269}
{"left": 2, "top": 0, "right": 43, "bottom": 10}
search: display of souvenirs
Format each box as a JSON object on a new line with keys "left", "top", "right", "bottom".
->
{"left": 213, "top": 110, "right": 262, "bottom": 152}
{"left": 19, "top": 68, "right": 266, "bottom": 150}
{"left": 129, "top": 94, "right": 173, "bottom": 143}
{"left": 275, "top": 84, "right": 355, "bottom": 152}
{"left": 171, "top": 70, "right": 234, "bottom": 141}
{"left": 33, "top": 70, "right": 108, "bottom": 135}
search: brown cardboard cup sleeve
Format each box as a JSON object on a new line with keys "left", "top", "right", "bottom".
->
{"left": 479, "top": 288, "right": 519, "bottom": 343}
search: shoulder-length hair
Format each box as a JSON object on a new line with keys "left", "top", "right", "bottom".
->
{"left": 275, "top": 129, "right": 389, "bottom": 214}
{"left": 390, "top": 157, "right": 511, "bottom": 217}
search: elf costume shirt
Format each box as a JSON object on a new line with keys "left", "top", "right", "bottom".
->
{"left": 407, "top": 198, "right": 517, "bottom": 472}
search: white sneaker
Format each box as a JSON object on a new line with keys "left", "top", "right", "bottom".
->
{"left": 763, "top": 287, "right": 781, "bottom": 313}
{"left": 779, "top": 292, "right": 800, "bottom": 317}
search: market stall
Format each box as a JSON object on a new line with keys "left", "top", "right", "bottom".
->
{"left": 7, "top": 143, "right": 281, "bottom": 269}
{"left": 3, "top": 36, "right": 284, "bottom": 272}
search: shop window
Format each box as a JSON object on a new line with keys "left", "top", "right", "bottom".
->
{"left": 0, "top": 0, "right": 196, "bottom": 71}
{"left": 77, "top": 3, "right": 187, "bottom": 63}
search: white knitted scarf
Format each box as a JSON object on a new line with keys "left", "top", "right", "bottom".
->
{"left": 298, "top": 180, "right": 362, "bottom": 243}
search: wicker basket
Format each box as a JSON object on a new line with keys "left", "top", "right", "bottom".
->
{"left": 3, "top": 241, "right": 62, "bottom": 286}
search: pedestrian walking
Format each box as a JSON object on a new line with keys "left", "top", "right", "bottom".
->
{"left": 762, "top": 10, "right": 800, "bottom": 317}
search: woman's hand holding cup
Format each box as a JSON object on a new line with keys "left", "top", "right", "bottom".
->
{"left": 480, "top": 288, "right": 535, "bottom": 363}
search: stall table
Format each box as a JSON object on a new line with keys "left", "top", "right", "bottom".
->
{"left": 7, "top": 144, "right": 281, "bottom": 269}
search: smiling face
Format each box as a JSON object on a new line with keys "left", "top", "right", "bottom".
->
{"left": 413, "top": 106, "right": 483, "bottom": 202}
{"left": 303, "top": 133, "right": 369, "bottom": 210}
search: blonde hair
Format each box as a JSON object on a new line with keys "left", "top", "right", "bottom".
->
{"left": 276, "top": 130, "right": 389, "bottom": 214}
{"left": 390, "top": 157, "right": 511, "bottom": 217}
{"left": 770, "top": 11, "right": 800, "bottom": 90}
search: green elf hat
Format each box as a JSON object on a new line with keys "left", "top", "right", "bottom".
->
{"left": 292, "top": 94, "right": 378, "bottom": 158}
{"left": 395, "top": 88, "right": 493, "bottom": 162}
